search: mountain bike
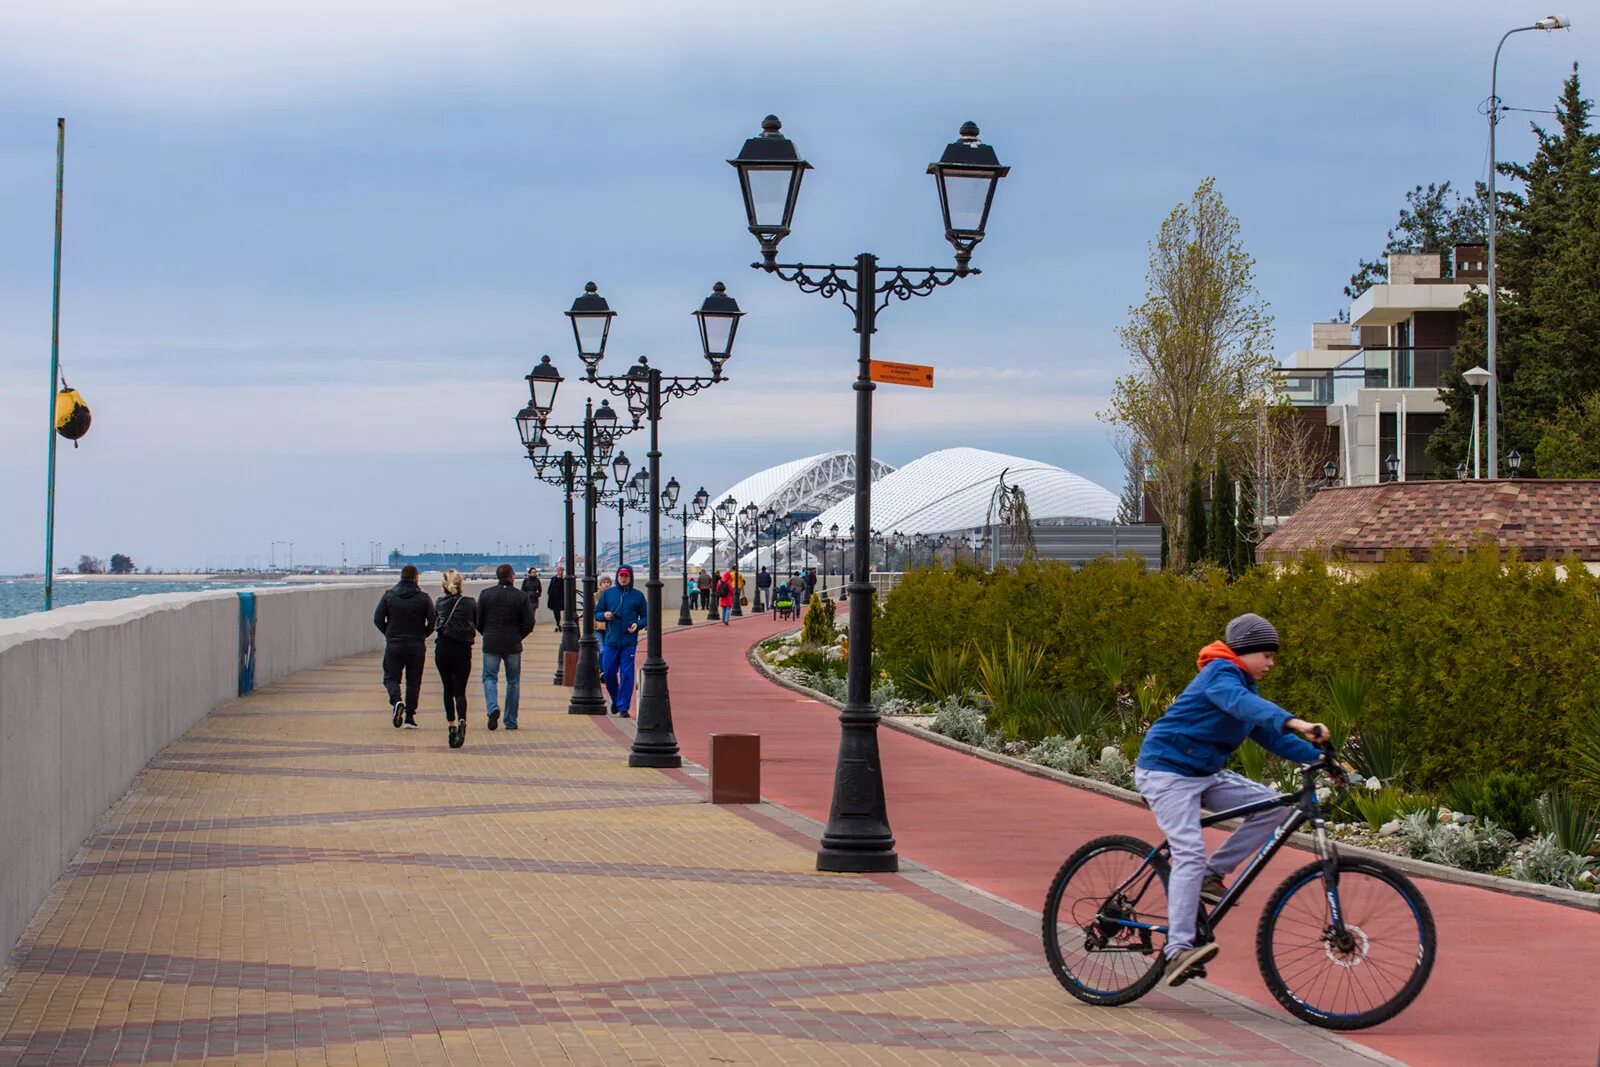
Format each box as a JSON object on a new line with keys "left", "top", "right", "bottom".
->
{"left": 1042, "top": 744, "right": 1436, "bottom": 1030}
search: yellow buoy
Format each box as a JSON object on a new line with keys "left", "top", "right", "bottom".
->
{"left": 55, "top": 387, "right": 90, "bottom": 441}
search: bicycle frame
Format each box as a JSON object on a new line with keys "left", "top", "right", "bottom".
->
{"left": 1099, "top": 764, "right": 1345, "bottom": 942}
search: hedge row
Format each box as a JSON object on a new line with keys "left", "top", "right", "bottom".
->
{"left": 873, "top": 550, "right": 1600, "bottom": 788}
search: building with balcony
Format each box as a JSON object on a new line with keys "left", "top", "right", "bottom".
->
{"left": 1276, "top": 247, "right": 1485, "bottom": 485}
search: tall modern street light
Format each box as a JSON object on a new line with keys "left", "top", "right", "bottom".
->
{"left": 546, "top": 281, "right": 742, "bottom": 765}
{"left": 731, "top": 114, "right": 1009, "bottom": 871}
{"left": 1486, "top": 15, "right": 1571, "bottom": 477}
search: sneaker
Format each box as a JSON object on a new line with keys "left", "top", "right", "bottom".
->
{"left": 1200, "top": 875, "right": 1228, "bottom": 905}
{"left": 614, "top": 709, "right": 631, "bottom": 719}
{"left": 487, "top": 709, "right": 500, "bottom": 731}
{"left": 505, "top": 721, "right": 518, "bottom": 731}
{"left": 403, "top": 713, "right": 418, "bottom": 730}
{"left": 448, "top": 722, "right": 463, "bottom": 748}
{"left": 1162, "top": 943, "right": 1219, "bottom": 987}
{"left": 392, "top": 700, "right": 405, "bottom": 728}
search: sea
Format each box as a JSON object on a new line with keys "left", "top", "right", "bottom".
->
{"left": 0, "top": 578, "right": 296, "bottom": 621}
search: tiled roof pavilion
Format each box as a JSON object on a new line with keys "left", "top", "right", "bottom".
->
{"left": 1258, "top": 481, "right": 1600, "bottom": 563}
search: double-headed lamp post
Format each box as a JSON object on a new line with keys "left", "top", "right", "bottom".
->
{"left": 709, "top": 495, "right": 737, "bottom": 619}
{"left": 538, "top": 280, "right": 743, "bottom": 765}
{"left": 674, "top": 482, "right": 707, "bottom": 627}
{"left": 730, "top": 114, "right": 1008, "bottom": 872}
{"left": 1486, "top": 15, "right": 1571, "bottom": 478}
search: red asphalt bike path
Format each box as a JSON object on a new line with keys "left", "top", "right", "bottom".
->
{"left": 662, "top": 611, "right": 1600, "bottom": 1067}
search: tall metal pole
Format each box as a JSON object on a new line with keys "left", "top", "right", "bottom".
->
{"left": 817, "top": 252, "right": 896, "bottom": 873}
{"left": 569, "top": 403, "right": 608, "bottom": 714}
{"left": 1486, "top": 30, "right": 1510, "bottom": 480}
{"left": 554, "top": 453, "right": 579, "bottom": 684}
{"left": 731, "top": 513, "right": 744, "bottom": 617}
{"left": 631, "top": 369, "right": 682, "bottom": 767}
{"left": 677, "top": 505, "right": 694, "bottom": 627}
{"left": 705, "top": 518, "right": 719, "bottom": 621}
{"left": 44, "top": 118, "right": 65, "bottom": 610}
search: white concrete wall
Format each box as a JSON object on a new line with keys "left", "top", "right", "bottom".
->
{"left": 0, "top": 581, "right": 397, "bottom": 963}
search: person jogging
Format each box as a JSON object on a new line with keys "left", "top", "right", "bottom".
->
{"left": 1134, "top": 612, "right": 1329, "bottom": 986}
{"left": 373, "top": 564, "right": 437, "bottom": 729}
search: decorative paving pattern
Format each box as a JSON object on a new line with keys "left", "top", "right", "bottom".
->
{"left": 0, "top": 626, "right": 1389, "bottom": 1065}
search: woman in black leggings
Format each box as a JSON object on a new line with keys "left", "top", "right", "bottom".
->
{"left": 434, "top": 569, "right": 477, "bottom": 748}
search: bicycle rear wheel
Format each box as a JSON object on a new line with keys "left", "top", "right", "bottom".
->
{"left": 1256, "top": 857, "right": 1436, "bottom": 1030}
{"left": 1043, "top": 835, "right": 1169, "bottom": 1005}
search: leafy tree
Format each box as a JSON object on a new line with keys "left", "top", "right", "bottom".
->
{"left": 1429, "top": 68, "right": 1600, "bottom": 475}
{"left": 1534, "top": 392, "right": 1600, "bottom": 477}
{"left": 1209, "top": 457, "right": 1237, "bottom": 574}
{"left": 76, "top": 555, "right": 104, "bottom": 574}
{"left": 1105, "top": 178, "right": 1275, "bottom": 568}
{"left": 1345, "top": 181, "right": 1488, "bottom": 299}
{"left": 1184, "top": 466, "right": 1208, "bottom": 569}
{"left": 109, "top": 553, "right": 135, "bottom": 575}
{"left": 1113, "top": 430, "right": 1146, "bottom": 524}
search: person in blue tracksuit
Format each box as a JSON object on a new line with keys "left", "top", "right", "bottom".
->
{"left": 594, "top": 564, "right": 649, "bottom": 717}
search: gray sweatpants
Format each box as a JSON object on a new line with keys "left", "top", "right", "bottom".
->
{"left": 1134, "top": 767, "right": 1287, "bottom": 957}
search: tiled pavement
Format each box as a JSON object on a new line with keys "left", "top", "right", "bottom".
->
{"left": 0, "top": 622, "right": 1395, "bottom": 1065}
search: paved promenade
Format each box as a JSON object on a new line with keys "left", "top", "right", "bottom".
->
{"left": 0, "top": 620, "right": 1389, "bottom": 1065}
{"left": 668, "top": 613, "right": 1600, "bottom": 1067}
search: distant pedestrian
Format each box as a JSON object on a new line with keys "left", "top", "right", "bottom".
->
{"left": 521, "top": 566, "right": 543, "bottom": 618}
{"left": 718, "top": 569, "right": 735, "bottom": 625}
{"left": 686, "top": 573, "right": 697, "bottom": 609}
{"left": 547, "top": 565, "right": 567, "bottom": 632}
{"left": 373, "top": 564, "right": 437, "bottom": 729}
{"left": 698, "top": 570, "right": 713, "bottom": 610}
{"left": 595, "top": 564, "right": 648, "bottom": 717}
{"left": 803, "top": 567, "right": 816, "bottom": 603}
{"left": 756, "top": 566, "right": 771, "bottom": 610}
{"left": 476, "top": 563, "right": 534, "bottom": 730}
{"left": 434, "top": 569, "right": 477, "bottom": 749}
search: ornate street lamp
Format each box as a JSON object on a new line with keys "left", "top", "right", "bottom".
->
{"left": 926, "top": 121, "right": 1011, "bottom": 273}
{"left": 1323, "top": 458, "right": 1339, "bottom": 487}
{"left": 728, "top": 116, "right": 813, "bottom": 269}
{"left": 1457, "top": 461, "right": 1470, "bottom": 481}
{"left": 1385, "top": 453, "right": 1400, "bottom": 483}
{"left": 1507, "top": 449, "right": 1523, "bottom": 479}
{"left": 553, "top": 281, "right": 742, "bottom": 767}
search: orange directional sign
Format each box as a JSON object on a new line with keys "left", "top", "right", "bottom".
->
{"left": 869, "top": 360, "right": 935, "bottom": 388}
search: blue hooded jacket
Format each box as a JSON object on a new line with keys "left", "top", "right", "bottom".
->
{"left": 594, "top": 566, "right": 648, "bottom": 648}
{"left": 1136, "top": 642, "right": 1322, "bottom": 777}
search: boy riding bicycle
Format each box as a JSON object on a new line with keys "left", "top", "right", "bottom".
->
{"left": 1135, "top": 613, "right": 1331, "bottom": 986}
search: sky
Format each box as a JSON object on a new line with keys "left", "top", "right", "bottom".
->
{"left": 0, "top": 1, "right": 1591, "bottom": 572}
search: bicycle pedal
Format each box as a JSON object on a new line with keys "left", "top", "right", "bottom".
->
{"left": 1169, "top": 964, "right": 1208, "bottom": 987}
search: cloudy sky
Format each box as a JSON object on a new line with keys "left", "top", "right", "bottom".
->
{"left": 0, "top": 1, "right": 1589, "bottom": 572}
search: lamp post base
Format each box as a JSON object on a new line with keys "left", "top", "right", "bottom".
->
{"left": 816, "top": 844, "right": 899, "bottom": 873}
{"left": 629, "top": 659, "right": 682, "bottom": 767}
{"left": 814, "top": 709, "right": 898, "bottom": 872}
{"left": 567, "top": 635, "right": 608, "bottom": 715}
{"left": 676, "top": 596, "right": 694, "bottom": 627}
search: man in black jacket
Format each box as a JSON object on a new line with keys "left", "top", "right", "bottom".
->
{"left": 477, "top": 563, "right": 535, "bottom": 729}
{"left": 373, "top": 565, "right": 437, "bottom": 729}
{"left": 546, "top": 565, "right": 567, "bottom": 632}
{"left": 521, "top": 566, "right": 543, "bottom": 617}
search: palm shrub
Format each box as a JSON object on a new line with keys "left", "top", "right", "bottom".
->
{"left": 1233, "top": 741, "right": 1272, "bottom": 783}
{"left": 903, "top": 644, "right": 974, "bottom": 704}
{"left": 974, "top": 629, "right": 1046, "bottom": 738}
{"left": 1570, "top": 706, "right": 1600, "bottom": 796}
{"left": 1049, "top": 691, "right": 1112, "bottom": 745}
{"left": 1093, "top": 646, "right": 1128, "bottom": 695}
{"left": 1323, "top": 676, "right": 1368, "bottom": 760}
{"left": 1349, "top": 729, "right": 1407, "bottom": 786}
{"left": 1537, "top": 788, "right": 1600, "bottom": 856}
{"left": 1351, "top": 786, "right": 1406, "bottom": 832}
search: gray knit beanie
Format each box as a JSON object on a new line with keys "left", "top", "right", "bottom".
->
{"left": 1225, "top": 613, "right": 1279, "bottom": 656}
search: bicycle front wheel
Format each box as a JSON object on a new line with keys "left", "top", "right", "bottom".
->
{"left": 1256, "top": 857, "right": 1436, "bottom": 1030}
{"left": 1043, "top": 835, "right": 1170, "bottom": 1006}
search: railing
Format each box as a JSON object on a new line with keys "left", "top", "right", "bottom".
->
{"left": 1275, "top": 348, "right": 1455, "bottom": 407}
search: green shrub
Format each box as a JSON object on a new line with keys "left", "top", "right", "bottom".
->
{"left": 1444, "top": 773, "right": 1542, "bottom": 836}
{"left": 1396, "top": 792, "right": 1440, "bottom": 822}
{"left": 801, "top": 594, "right": 834, "bottom": 645}
{"left": 1323, "top": 676, "right": 1368, "bottom": 760}
{"left": 1232, "top": 741, "right": 1272, "bottom": 783}
{"left": 1537, "top": 788, "right": 1600, "bottom": 856}
{"left": 1351, "top": 786, "right": 1406, "bottom": 831}
{"left": 1093, "top": 646, "right": 1128, "bottom": 693}
{"left": 1048, "top": 691, "right": 1112, "bottom": 746}
{"left": 1399, "top": 812, "right": 1516, "bottom": 872}
{"left": 785, "top": 647, "right": 844, "bottom": 678}
{"left": 974, "top": 629, "right": 1047, "bottom": 738}
{"left": 874, "top": 547, "right": 1600, "bottom": 790}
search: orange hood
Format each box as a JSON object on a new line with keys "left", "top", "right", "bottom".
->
{"left": 1196, "top": 640, "right": 1249, "bottom": 672}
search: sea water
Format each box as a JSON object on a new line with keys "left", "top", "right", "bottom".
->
{"left": 0, "top": 579, "right": 294, "bottom": 621}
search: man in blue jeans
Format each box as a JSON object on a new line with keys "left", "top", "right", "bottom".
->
{"left": 1135, "top": 613, "right": 1330, "bottom": 986}
{"left": 594, "top": 564, "right": 648, "bottom": 717}
{"left": 476, "top": 564, "right": 535, "bottom": 729}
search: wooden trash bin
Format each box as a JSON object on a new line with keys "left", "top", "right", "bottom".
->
{"left": 709, "top": 733, "right": 760, "bottom": 804}
{"left": 562, "top": 650, "right": 578, "bottom": 688}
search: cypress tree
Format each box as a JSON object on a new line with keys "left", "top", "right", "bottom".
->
{"left": 1210, "top": 457, "right": 1237, "bottom": 574}
{"left": 1184, "top": 464, "right": 1208, "bottom": 569}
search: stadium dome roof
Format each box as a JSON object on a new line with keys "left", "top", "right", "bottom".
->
{"left": 685, "top": 451, "right": 895, "bottom": 541}
{"left": 803, "top": 447, "right": 1116, "bottom": 538}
